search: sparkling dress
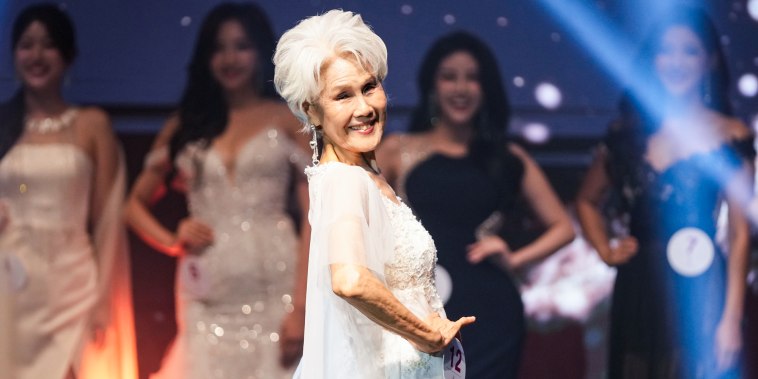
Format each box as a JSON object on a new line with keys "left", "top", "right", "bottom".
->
{"left": 296, "top": 162, "right": 446, "bottom": 378}
{"left": 604, "top": 127, "right": 754, "bottom": 379}
{"left": 147, "top": 128, "right": 308, "bottom": 379}
{"left": 0, "top": 115, "right": 137, "bottom": 379}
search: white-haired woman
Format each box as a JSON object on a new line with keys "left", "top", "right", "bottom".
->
{"left": 274, "top": 10, "right": 475, "bottom": 379}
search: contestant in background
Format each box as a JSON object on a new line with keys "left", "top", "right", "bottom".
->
{"left": 576, "top": 6, "right": 753, "bottom": 378}
{"left": 377, "top": 31, "right": 575, "bottom": 378}
{"left": 0, "top": 4, "right": 137, "bottom": 379}
{"left": 125, "top": 3, "right": 309, "bottom": 378}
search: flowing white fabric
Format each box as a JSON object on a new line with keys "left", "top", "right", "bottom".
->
{"left": 298, "top": 162, "right": 445, "bottom": 379}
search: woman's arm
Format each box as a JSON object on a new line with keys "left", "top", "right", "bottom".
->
{"left": 575, "top": 148, "right": 638, "bottom": 266}
{"left": 330, "top": 263, "right": 474, "bottom": 354}
{"left": 124, "top": 117, "right": 213, "bottom": 256}
{"left": 84, "top": 108, "right": 120, "bottom": 227}
{"left": 279, "top": 160, "right": 311, "bottom": 367}
{"left": 467, "top": 144, "right": 575, "bottom": 269}
{"left": 714, "top": 162, "right": 753, "bottom": 370}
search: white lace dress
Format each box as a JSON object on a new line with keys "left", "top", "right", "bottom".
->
{"left": 296, "top": 162, "right": 445, "bottom": 379}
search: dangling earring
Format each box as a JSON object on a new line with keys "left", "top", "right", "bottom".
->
{"left": 309, "top": 125, "right": 320, "bottom": 166}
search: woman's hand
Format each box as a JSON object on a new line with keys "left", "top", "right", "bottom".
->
{"left": 411, "top": 313, "right": 475, "bottom": 354}
{"left": 466, "top": 236, "right": 514, "bottom": 267}
{"left": 278, "top": 308, "right": 305, "bottom": 368}
{"left": 601, "top": 236, "right": 638, "bottom": 266}
{"left": 714, "top": 316, "right": 742, "bottom": 372}
{"left": 169, "top": 217, "right": 214, "bottom": 256}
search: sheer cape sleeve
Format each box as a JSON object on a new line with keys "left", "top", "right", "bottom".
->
{"left": 297, "top": 163, "right": 395, "bottom": 379}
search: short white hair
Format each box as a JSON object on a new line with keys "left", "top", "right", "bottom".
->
{"left": 273, "top": 9, "right": 388, "bottom": 131}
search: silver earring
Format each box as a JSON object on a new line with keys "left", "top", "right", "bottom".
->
{"left": 309, "top": 125, "right": 319, "bottom": 166}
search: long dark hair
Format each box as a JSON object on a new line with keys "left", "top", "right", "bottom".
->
{"left": 408, "top": 31, "right": 518, "bottom": 200}
{"left": 0, "top": 3, "right": 77, "bottom": 159}
{"left": 169, "top": 2, "right": 277, "bottom": 161}
{"left": 613, "top": 5, "right": 731, "bottom": 160}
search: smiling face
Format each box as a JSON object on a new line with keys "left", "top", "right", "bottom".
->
{"left": 210, "top": 20, "right": 258, "bottom": 93}
{"left": 307, "top": 55, "right": 386, "bottom": 164}
{"left": 654, "top": 25, "right": 710, "bottom": 100}
{"left": 434, "top": 51, "right": 483, "bottom": 128}
{"left": 14, "top": 21, "right": 67, "bottom": 93}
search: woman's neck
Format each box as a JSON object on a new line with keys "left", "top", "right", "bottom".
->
{"left": 24, "top": 89, "right": 68, "bottom": 117}
{"left": 226, "top": 86, "right": 261, "bottom": 110}
{"left": 320, "top": 143, "right": 378, "bottom": 173}
{"left": 664, "top": 90, "right": 706, "bottom": 117}
{"left": 431, "top": 118, "right": 474, "bottom": 146}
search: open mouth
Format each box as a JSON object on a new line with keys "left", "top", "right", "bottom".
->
{"left": 348, "top": 121, "right": 376, "bottom": 134}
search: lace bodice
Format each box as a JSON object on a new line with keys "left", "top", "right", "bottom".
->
{"left": 381, "top": 196, "right": 444, "bottom": 314}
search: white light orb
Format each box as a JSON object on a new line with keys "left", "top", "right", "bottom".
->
{"left": 738, "top": 73, "right": 758, "bottom": 97}
{"left": 497, "top": 16, "right": 508, "bottom": 27}
{"left": 181, "top": 16, "right": 192, "bottom": 27}
{"left": 748, "top": 0, "right": 758, "bottom": 21}
{"left": 400, "top": 4, "right": 413, "bottom": 15}
{"left": 522, "top": 122, "right": 551, "bottom": 144}
{"left": 443, "top": 14, "right": 456, "bottom": 25}
{"left": 535, "top": 82, "right": 563, "bottom": 109}
{"left": 513, "top": 76, "right": 525, "bottom": 87}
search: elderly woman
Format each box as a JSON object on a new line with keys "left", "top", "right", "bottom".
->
{"left": 273, "top": 10, "right": 475, "bottom": 378}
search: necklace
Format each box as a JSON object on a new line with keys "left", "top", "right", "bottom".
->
{"left": 24, "top": 108, "right": 78, "bottom": 134}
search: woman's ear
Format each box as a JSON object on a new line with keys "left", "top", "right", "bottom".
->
{"left": 303, "top": 101, "right": 320, "bottom": 126}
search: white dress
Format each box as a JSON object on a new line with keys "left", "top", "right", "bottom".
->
{"left": 296, "top": 162, "right": 446, "bottom": 379}
{"left": 148, "top": 128, "right": 308, "bottom": 379}
{"left": 0, "top": 120, "right": 137, "bottom": 379}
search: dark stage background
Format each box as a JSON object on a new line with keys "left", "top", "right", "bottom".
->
{"left": 2, "top": 1, "right": 758, "bottom": 378}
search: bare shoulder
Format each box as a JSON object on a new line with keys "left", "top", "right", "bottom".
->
{"left": 709, "top": 111, "right": 752, "bottom": 141}
{"left": 77, "top": 106, "right": 111, "bottom": 131}
{"left": 265, "top": 100, "right": 300, "bottom": 133}
{"left": 506, "top": 142, "right": 533, "bottom": 162}
{"left": 379, "top": 132, "right": 410, "bottom": 152}
{"left": 76, "top": 106, "right": 115, "bottom": 142}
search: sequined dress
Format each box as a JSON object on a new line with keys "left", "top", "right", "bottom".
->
{"left": 149, "top": 128, "right": 308, "bottom": 379}
{"left": 296, "top": 162, "right": 446, "bottom": 379}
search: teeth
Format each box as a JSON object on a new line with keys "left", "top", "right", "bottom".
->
{"left": 349, "top": 124, "right": 371, "bottom": 131}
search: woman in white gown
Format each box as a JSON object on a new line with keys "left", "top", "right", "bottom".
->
{"left": 273, "top": 10, "right": 476, "bottom": 378}
{"left": 125, "top": 3, "right": 310, "bottom": 378}
{"left": 0, "top": 4, "right": 137, "bottom": 379}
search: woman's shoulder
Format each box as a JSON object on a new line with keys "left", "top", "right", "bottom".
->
{"left": 75, "top": 106, "right": 116, "bottom": 143}
{"left": 76, "top": 106, "right": 111, "bottom": 130}
{"left": 262, "top": 100, "right": 302, "bottom": 137}
{"left": 706, "top": 110, "right": 752, "bottom": 141}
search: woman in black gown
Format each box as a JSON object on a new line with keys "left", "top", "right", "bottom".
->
{"left": 377, "top": 31, "right": 575, "bottom": 378}
{"left": 576, "top": 6, "right": 753, "bottom": 378}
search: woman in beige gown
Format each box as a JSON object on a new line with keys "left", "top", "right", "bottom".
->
{"left": 125, "top": 3, "right": 310, "bottom": 378}
{"left": 0, "top": 4, "right": 137, "bottom": 379}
